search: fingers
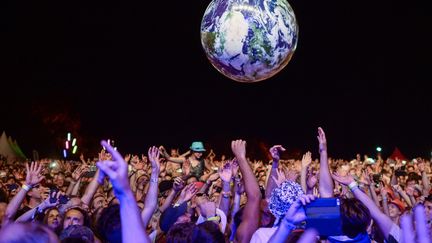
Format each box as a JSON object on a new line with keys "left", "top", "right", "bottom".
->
{"left": 272, "top": 175, "right": 278, "bottom": 184}
{"left": 414, "top": 205, "right": 431, "bottom": 243}
{"left": 401, "top": 213, "right": 415, "bottom": 243}
{"left": 96, "top": 161, "right": 116, "bottom": 179}
{"left": 101, "top": 140, "right": 124, "bottom": 163}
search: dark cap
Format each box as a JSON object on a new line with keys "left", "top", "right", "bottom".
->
{"left": 159, "top": 202, "right": 188, "bottom": 232}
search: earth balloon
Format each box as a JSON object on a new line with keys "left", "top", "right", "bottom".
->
{"left": 201, "top": 0, "right": 298, "bottom": 82}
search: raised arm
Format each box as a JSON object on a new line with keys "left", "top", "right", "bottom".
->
{"left": 15, "top": 191, "right": 60, "bottom": 223}
{"left": 80, "top": 169, "right": 101, "bottom": 206}
{"left": 317, "top": 127, "right": 333, "bottom": 198}
{"left": 141, "top": 146, "right": 160, "bottom": 228}
{"left": 265, "top": 145, "right": 286, "bottom": 199}
{"left": 380, "top": 187, "right": 390, "bottom": 216}
{"left": 3, "top": 162, "right": 44, "bottom": 227}
{"left": 159, "top": 178, "right": 184, "bottom": 213}
{"left": 159, "top": 146, "right": 186, "bottom": 164}
{"left": 97, "top": 140, "right": 150, "bottom": 243}
{"left": 218, "top": 160, "right": 233, "bottom": 217}
{"left": 300, "top": 152, "right": 312, "bottom": 193}
{"left": 418, "top": 160, "right": 431, "bottom": 196}
{"left": 332, "top": 173, "right": 395, "bottom": 240}
{"left": 231, "top": 140, "right": 261, "bottom": 243}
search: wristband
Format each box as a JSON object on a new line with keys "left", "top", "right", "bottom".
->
{"left": 221, "top": 191, "right": 232, "bottom": 199}
{"left": 206, "top": 215, "right": 220, "bottom": 223}
{"left": 150, "top": 177, "right": 158, "bottom": 183}
{"left": 348, "top": 181, "right": 358, "bottom": 191}
{"left": 22, "top": 184, "right": 32, "bottom": 192}
{"left": 282, "top": 218, "right": 297, "bottom": 230}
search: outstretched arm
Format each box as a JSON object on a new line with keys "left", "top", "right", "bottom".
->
{"left": 3, "top": 162, "right": 44, "bottom": 227}
{"left": 317, "top": 127, "right": 333, "bottom": 198}
{"left": 265, "top": 145, "right": 286, "bottom": 199}
{"left": 97, "top": 141, "right": 150, "bottom": 243}
{"left": 232, "top": 140, "right": 261, "bottom": 243}
{"left": 81, "top": 170, "right": 101, "bottom": 206}
{"left": 332, "top": 173, "right": 394, "bottom": 240}
{"left": 300, "top": 152, "right": 312, "bottom": 193}
{"left": 141, "top": 146, "right": 160, "bottom": 228}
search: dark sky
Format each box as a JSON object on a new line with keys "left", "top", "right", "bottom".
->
{"left": 1, "top": 0, "right": 431, "bottom": 160}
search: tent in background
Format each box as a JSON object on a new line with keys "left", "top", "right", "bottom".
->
{"left": 8, "top": 136, "right": 26, "bottom": 159}
{"left": 0, "top": 131, "right": 26, "bottom": 162}
{"left": 389, "top": 147, "right": 409, "bottom": 162}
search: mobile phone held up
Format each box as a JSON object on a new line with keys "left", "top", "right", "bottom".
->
{"left": 305, "top": 198, "right": 342, "bottom": 237}
{"left": 49, "top": 187, "right": 70, "bottom": 204}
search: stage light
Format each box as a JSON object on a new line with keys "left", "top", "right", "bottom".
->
{"left": 72, "top": 145, "right": 78, "bottom": 154}
{"left": 376, "top": 147, "right": 382, "bottom": 152}
{"left": 67, "top": 133, "right": 71, "bottom": 141}
{"left": 72, "top": 138, "right": 76, "bottom": 147}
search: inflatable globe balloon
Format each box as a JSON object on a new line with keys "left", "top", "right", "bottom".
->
{"left": 201, "top": 0, "right": 298, "bottom": 83}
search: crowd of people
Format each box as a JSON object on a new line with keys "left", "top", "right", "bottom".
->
{"left": 0, "top": 127, "right": 431, "bottom": 243}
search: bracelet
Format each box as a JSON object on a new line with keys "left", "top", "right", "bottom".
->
{"left": 150, "top": 177, "right": 158, "bottom": 183}
{"left": 22, "top": 184, "right": 32, "bottom": 192}
{"left": 206, "top": 215, "right": 221, "bottom": 223}
{"left": 282, "top": 218, "right": 297, "bottom": 230}
{"left": 348, "top": 181, "right": 359, "bottom": 191}
{"left": 221, "top": 191, "right": 232, "bottom": 198}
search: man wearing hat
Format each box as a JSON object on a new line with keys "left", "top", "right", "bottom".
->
{"left": 161, "top": 141, "right": 212, "bottom": 181}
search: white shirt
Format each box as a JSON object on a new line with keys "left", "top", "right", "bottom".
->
{"left": 250, "top": 227, "right": 278, "bottom": 243}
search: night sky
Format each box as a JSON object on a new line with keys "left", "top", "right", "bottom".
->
{"left": 1, "top": 0, "right": 431, "bottom": 160}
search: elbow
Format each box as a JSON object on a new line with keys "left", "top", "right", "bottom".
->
{"left": 247, "top": 189, "right": 262, "bottom": 202}
{"left": 4, "top": 210, "right": 15, "bottom": 221}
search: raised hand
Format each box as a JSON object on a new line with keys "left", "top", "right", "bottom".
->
{"left": 331, "top": 172, "right": 355, "bottom": 186}
{"left": 418, "top": 161, "right": 425, "bottom": 173}
{"left": 284, "top": 194, "right": 316, "bottom": 224}
{"left": 148, "top": 146, "right": 161, "bottom": 172}
{"left": 401, "top": 205, "right": 431, "bottom": 243}
{"left": 41, "top": 190, "right": 63, "bottom": 210}
{"left": 269, "top": 145, "right": 286, "bottom": 162}
{"left": 124, "top": 154, "right": 131, "bottom": 163}
{"left": 178, "top": 183, "right": 198, "bottom": 203}
{"left": 207, "top": 173, "right": 220, "bottom": 182}
{"left": 96, "top": 140, "right": 130, "bottom": 196}
{"left": 231, "top": 158, "right": 239, "bottom": 177}
{"left": 173, "top": 177, "right": 185, "bottom": 192}
{"left": 79, "top": 153, "right": 87, "bottom": 165}
{"left": 272, "top": 168, "right": 287, "bottom": 187}
{"left": 25, "top": 162, "right": 44, "bottom": 187}
{"left": 231, "top": 140, "right": 246, "bottom": 160}
{"left": 285, "top": 169, "right": 299, "bottom": 182}
{"left": 219, "top": 160, "right": 233, "bottom": 182}
{"left": 72, "top": 165, "right": 88, "bottom": 181}
{"left": 317, "top": 127, "right": 327, "bottom": 152}
{"left": 301, "top": 152, "right": 312, "bottom": 169}
{"left": 307, "top": 172, "right": 318, "bottom": 189}
{"left": 360, "top": 171, "right": 372, "bottom": 186}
